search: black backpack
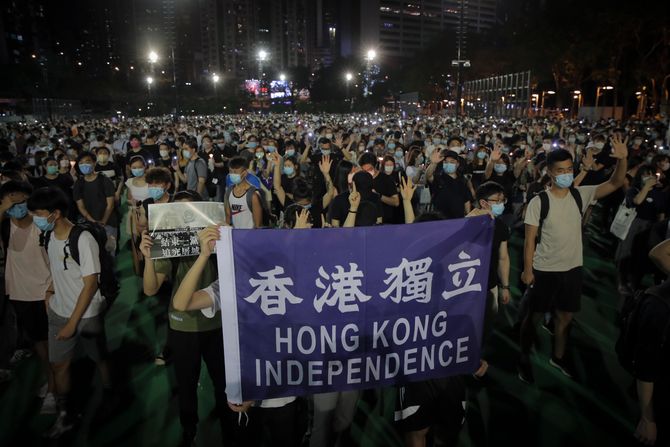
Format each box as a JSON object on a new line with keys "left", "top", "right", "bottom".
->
{"left": 536, "top": 187, "right": 583, "bottom": 243}
{"left": 615, "top": 286, "right": 670, "bottom": 376}
{"left": 42, "top": 222, "right": 120, "bottom": 304}
{"left": 224, "top": 185, "right": 274, "bottom": 227}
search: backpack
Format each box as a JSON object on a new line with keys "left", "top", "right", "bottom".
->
{"left": 615, "top": 285, "right": 670, "bottom": 376}
{"left": 536, "top": 187, "right": 583, "bottom": 243}
{"left": 224, "top": 184, "right": 274, "bottom": 227}
{"left": 42, "top": 222, "right": 120, "bottom": 304}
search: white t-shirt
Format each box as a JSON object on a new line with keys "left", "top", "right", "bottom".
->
{"left": 524, "top": 185, "right": 598, "bottom": 272}
{"left": 5, "top": 220, "right": 51, "bottom": 301}
{"left": 47, "top": 230, "right": 104, "bottom": 319}
{"left": 125, "top": 178, "right": 150, "bottom": 203}
{"left": 229, "top": 189, "right": 255, "bottom": 229}
{"left": 201, "top": 280, "right": 296, "bottom": 409}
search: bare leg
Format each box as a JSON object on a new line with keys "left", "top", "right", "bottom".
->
{"left": 553, "top": 311, "right": 573, "bottom": 359}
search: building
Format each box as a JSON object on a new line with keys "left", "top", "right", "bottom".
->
{"left": 358, "top": 0, "right": 498, "bottom": 60}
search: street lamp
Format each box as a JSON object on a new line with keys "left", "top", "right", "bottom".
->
{"left": 257, "top": 49, "right": 268, "bottom": 79}
{"left": 146, "top": 76, "right": 154, "bottom": 93}
{"left": 540, "top": 90, "right": 555, "bottom": 115}
{"left": 531, "top": 93, "right": 539, "bottom": 111}
{"left": 212, "top": 73, "right": 220, "bottom": 98}
{"left": 279, "top": 73, "right": 286, "bottom": 82}
{"left": 148, "top": 51, "right": 159, "bottom": 65}
{"left": 364, "top": 49, "right": 377, "bottom": 97}
{"left": 595, "top": 85, "right": 614, "bottom": 108}
{"left": 345, "top": 72, "right": 354, "bottom": 109}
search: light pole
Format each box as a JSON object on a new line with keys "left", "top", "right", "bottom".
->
{"left": 345, "top": 72, "right": 353, "bottom": 109}
{"left": 531, "top": 93, "right": 539, "bottom": 113}
{"left": 279, "top": 73, "right": 286, "bottom": 82}
{"left": 572, "top": 90, "right": 582, "bottom": 117}
{"left": 212, "top": 73, "right": 220, "bottom": 99}
{"left": 364, "top": 49, "right": 376, "bottom": 97}
{"left": 146, "top": 76, "right": 154, "bottom": 94}
{"left": 540, "top": 90, "right": 555, "bottom": 115}
{"left": 148, "top": 50, "right": 158, "bottom": 75}
{"left": 257, "top": 49, "right": 268, "bottom": 80}
{"left": 595, "top": 85, "right": 613, "bottom": 108}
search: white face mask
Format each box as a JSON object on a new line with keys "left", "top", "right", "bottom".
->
{"left": 594, "top": 142, "right": 605, "bottom": 150}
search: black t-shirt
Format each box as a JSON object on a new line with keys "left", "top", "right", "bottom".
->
{"left": 283, "top": 197, "right": 324, "bottom": 228}
{"left": 95, "top": 161, "right": 124, "bottom": 187}
{"left": 43, "top": 173, "right": 74, "bottom": 194}
{"left": 432, "top": 173, "right": 473, "bottom": 219}
{"left": 141, "top": 144, "right": 161, "bottom": 162}
{"left": 373, "top": 173, "right": 400, "bottom": 224}
{"left": 72, "top": 174, "right": 118, "bottom": 226}
{"left": 329, "top": 191, "right": 383, "bottom": 225}
{"left": 488, "top": 218, "right": 511, "bottom": 289}
{"left": 625, "top": 187, "right": 668, "bottom": 221}
{"left": 489, "top": 171, "right": 516, "bottom": 213}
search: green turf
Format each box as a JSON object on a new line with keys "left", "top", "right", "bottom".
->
{"left": 0, "top": 208, "right": 641, "bottom": 447}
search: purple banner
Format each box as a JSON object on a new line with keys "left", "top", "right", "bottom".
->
{"left": 217, "top": 217, "right": 493, "bottom": 403}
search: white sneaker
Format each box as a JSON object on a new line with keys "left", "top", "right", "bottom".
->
{"left": 40, "top": 393, "right": 57, "bottom": 415}
{"left": 43, "top": 411, "right": 74, "bottom": 439}
{"left": 37, "top": 382, "right": 48, "bottom": 398}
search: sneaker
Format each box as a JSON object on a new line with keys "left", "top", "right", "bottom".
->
{"left": 9, "top": 349, "right": 33, "bottom": 366}
{"left": 0, "top": 369, "right": 12, "bottom": 383}
{"left": 549, "top": 356, "right": 575, "bottom": 379}
{"left": 37, "top": 382, "right": 48, "bottom": 398}
{"left": 517, "top": 356, "right": 534, "bottom": 384}
{"left": 40, "top": 393, "right": 57, "bottom": 415}
{"left": 541, "top": 319, "right": 554, "bottom": 336}
{"left": 43, "top": 411, "right": 74, "bottom": 439}
{"left": 154, "top": 354, "right": 166, "bottom": 366}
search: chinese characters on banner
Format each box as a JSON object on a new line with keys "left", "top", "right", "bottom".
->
{"left": 217, "top": 217, "right": 494, "bottom": 403}
{"left": 148, "top": 201, "right": 226, "bottom": 259}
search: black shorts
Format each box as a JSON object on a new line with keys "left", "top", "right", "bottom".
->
{"left": 11, "top": 300, "right": 48, "bottom": 343}
{"left": 395, "top": 376, "right": 466, "bottom": 435}
{"left": 528, "top": 267, "right": 583, "bottom": 313}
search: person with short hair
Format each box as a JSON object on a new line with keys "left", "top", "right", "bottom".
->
{"left": 27, "top": 186, "right": 110, "bottom": 439}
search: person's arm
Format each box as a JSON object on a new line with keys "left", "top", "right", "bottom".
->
{"left": 399, "top": 175, "right": 416, "bottom": 224}
{"left": 76, "top": 199, "right": 96, "bottom": 223}
{"left": 251, "top": 191, "right": 262, "bottom": 228}
{"left": 633, "top": 179, "right": 656, "bottom": 205}
{"left": 270, "top": 152, "right": 286, "bottom": 206}
{"left": 224, "top": 200, "right": 232, "bottom": 226}
{"left": 172, "top": 226, "right": 220, "bottom": 311}
{"left": 498, "top": 240, "right": 511, "bottom": 304}
{"left": 174, "top": 163, "right": 187, "bottom": 183}
{"left": 425, "top": 150, "right": 443, "bottom": 184}
{"left": 594, "top": 135, "right": 628, "bottom": 201}
{"left": 521, "top": 224, "right": 538, "bottom": 285}
{"left": 343, "top": 183, "right": 360, "bottom": 228}
{"left": 299, "top": 138, "right": 311, "bottom": 164}
{"left": 649, "top": 239, "right": 670, "bottom": 275}
{"left": 317, "top": 155, "right": 335, "bottom": 209}
{"left": 635, "top": 380, "right": 657, "bottom": 445}
{"left": 196, "top": 162, "right": 207, "bottom": 195}
{"left": 56, "top": 273, "right": 98, "bottom": 340}
{"left": 100, "top": 196, "right": 114, "bottom": 225}
{"left": 139, "top": 231, "right": 167, "bottom": 295}
{"left": 485, "top": 147, "right": 501, "bottom": 179}
{"left": 379, "top": 189, "right": 400, "bottom": 207}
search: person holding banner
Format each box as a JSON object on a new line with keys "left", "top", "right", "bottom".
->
{"left": 172, "top": 225, "right": 302, "bottom": 447}
{"left": 140, "top": 192, "right": 244, "bottom": 447}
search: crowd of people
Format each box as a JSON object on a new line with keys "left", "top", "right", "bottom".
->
{"left": 0, "top": 111, "right": 669, "bottom": 446}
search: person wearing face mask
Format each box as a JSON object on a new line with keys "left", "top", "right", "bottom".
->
{"left": 94, "top": 146, "right": 124, "bottom": 204}
{"left": 238, "top": 136, "right": 260, "bottom": 162}
{"left": 125, "top": 156, "right": 150, "bottom": 206}
{"left": 484, "top": 149, "right": 516, "bottom": 218}
{"left": 426, "top": 149, "right": 473, "bottom": 219}
{"left": 465, "top": 181, "right": 512, "bottom": 379}
{"left": 615, "top": 165, "right": 667, "bottom": 292}
{"left": 26, "top": 186, "right": 111, "bottom": 439}
{"left": 629, "top": 134, "right": 647, "bottom": 158}
{"left": 123, "top": 135, "right": 152, "bottom": 178}
{"left": 470, "top": 146, "right": 490, "bottom": 190}
{"left": 72, "top": 153, "right": 118, "bottom": 241}
{"left": 42, "top": 157, "right": 74, "bottom": 195}
{"left": 175, "top": 139, "right": 209, "bottom": 200}
{"left": 357, "top": 153, "right": 400, "bottom": 224}
{"left": 0, "top": 181, "right": 55, "bottom": 415}
{"left": 518, "top": 137, "right": 628, "bottom": 384}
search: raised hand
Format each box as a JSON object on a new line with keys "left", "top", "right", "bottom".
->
{"left": 319, "top": 155, "right": 332, "bottom": 175}
{"left": 430, "top": 149, "right": 444, "bottom": 165}
{"left": 491, "top": 147, "right": 502, "bottom": 162}
{"left": 139, "top": 230, "right": 154, "bottom": 258}
{"left": 348, "top": 181, "right": 361, "bottom": 210}
{"left": 294, "top": 208, "right": 313, "bottom": 229}
{"left": 198, "top": 225, "right": 220, "bottom": 257}
{"left": 399, "top": 175, "right": 416, "bottom": 202}
{"left": 609, "top": 134, "right": 629, "bottom": 160}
